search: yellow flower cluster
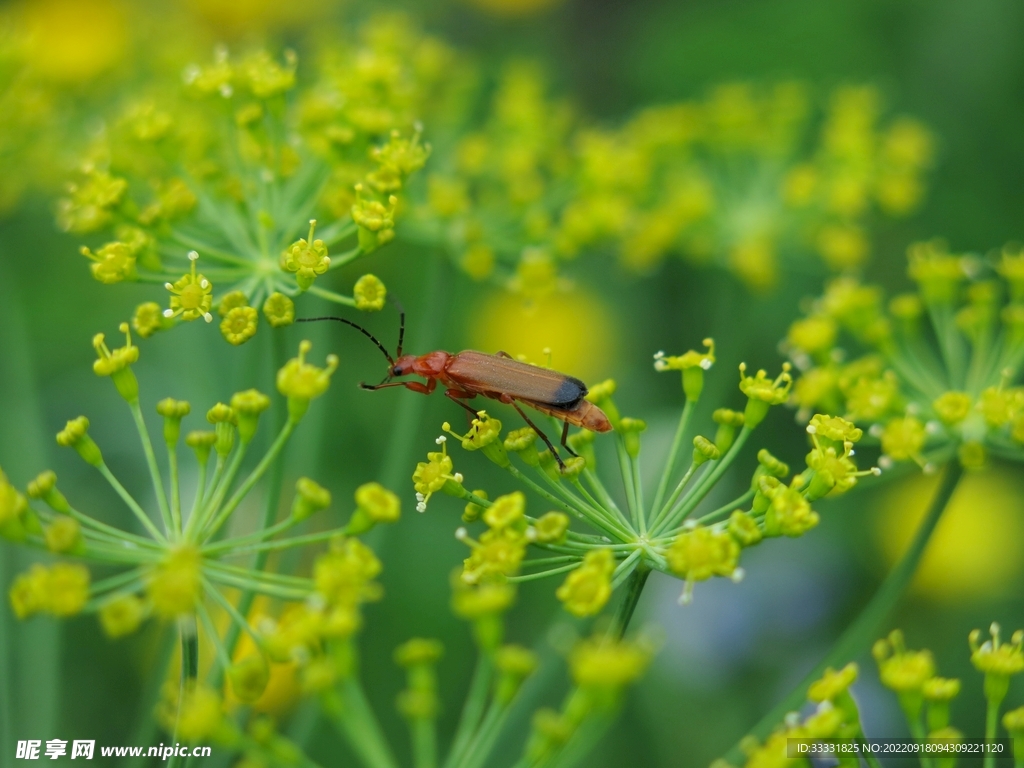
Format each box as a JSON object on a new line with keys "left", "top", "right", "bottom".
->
{"left": 416, "top": 78, "right": 933, "bottom": 294}
{"left": 785, "top": 243, "right": 1024, "bottom": 471}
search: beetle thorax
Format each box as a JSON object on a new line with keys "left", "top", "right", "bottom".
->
{"left": 393, "top": 351, "right": 449, "bottom": 378}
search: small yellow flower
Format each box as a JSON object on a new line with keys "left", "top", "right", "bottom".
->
{"left": 164, "top": 251, "right": 214, "bottom": 322}
{"left": 459, "top": 527, "right": 527, "bottom": 584}
{"left": 282, "top": 220, "right": 330, "bottom": 291}
{"left": 807, "top": 663, "right": 858, "bottom": 702}
{"left": 569, "top": 636, "right": 651, "bottom": 691}
{"left": 880, "top": 416, "right": 926, "bottom": 463}
{"left": 533, "top": 512, "right": 569, "bottom": 544}
{"left": 228, "top": 655, "right": 271, "bottom": 703}
{"left": 132, "top": 302, "right": 167, "bottom": 338}
{"left": 0, "top": 469, "right": 28, "bottom": 528}
{"left": 763, "top": 481, "right": 819, "bottom": 537}
{"left": 555, "top": 549, "right": 615, "bottom": 617}
{"left": 291, "top": 478, "right": 331, "bottom": 521}
{"left": 873, "top": 630, "right": 935, "bottom": 693}
{"left": 220, "top": 306, "right": 259, "bottom": 345}
{"left": 44, "top": 516, "right": 81, "bottom": 554}
{"left": 667, "top": 526, "right": 740, "bottom": 603}
{"left": 263, "top": 293, "right": 296, "bottom": 327}
{"left": 80, "top": 241, "right": 136, "bottom": 284}
{"left": 483, "top": 492, "right": 525, "bottom": 531}
{"left": 147, "top": 546, "right": 202, "bottom": 619}
{"left": 738, "top": 362, "right": 793, "bottom": 428}
{"left": 969, "top": 623, "right": 1024, "bottom": 677}
{"left": 354, "top": 274, "right": 387, "bottom": 311}
{"left": 276, "top": 341, "right": 339, "bottom": 419}
{"left": 99, "top": 595, "right": 145, "bottom": 638}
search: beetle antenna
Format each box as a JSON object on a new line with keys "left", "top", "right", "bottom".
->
{"left": 297, "top": 316, "right": 394, "bottom": 365}
{"left": 390, "top": 295, "right": 406, "bottom": 358}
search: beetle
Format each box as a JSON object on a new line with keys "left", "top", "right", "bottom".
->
{"left": 299, "top": 310, "right": 612, "bottom": 467}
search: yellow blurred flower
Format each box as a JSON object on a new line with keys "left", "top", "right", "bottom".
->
{"left": 469, "top": 289, "right": 616, "bottom": 382}
{"left": 20, "top": 0, "right": 127, "bottom": 83}
{"left": 875, "top": 469, "right": 1024, "bottom": 601}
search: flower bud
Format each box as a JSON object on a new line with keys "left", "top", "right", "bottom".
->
{"left": 619, "top": 418, "right": 647, "bottom": 458}
{"left": 494, "top": 645, "right": 538, "bottom": 703}
{"left": 354, "top": 274, "right": 386, "bottom": 311}
{"left": 348, "top": 482, "right": 400, "bottom": 534}
{"left": 692, "top": 435, "right": 719, "bottom": 466}
{"left": 56, "top": 417, "right": 103, "bottom": 466}
{"left": 230, "top": 390, "right": 271, "bottom": 443}
{"left": 229, "top": 655, "right": 270, "bottom": 703}
{"left": 156, "top": 398, "right": 191, "bottom": 446}
{"left": 262, "top": 292, "right": 295, "bottom": 327}
{"left": 92, "top": 324, "right": 140, "bottom": 402}
{"left": 534, "top": 512, "right": 569, "bottom": 544}
{"left": 276, "top": 340, "right": 338, "bottom": 421}
{"left": 185, "top": 430, "right": 217, "bottom": 466}
{"left": 712, "top": 409, "right": 744, "bottom": 452}
{"left": 292, "top": 477, "right": 331, "bottom": 521}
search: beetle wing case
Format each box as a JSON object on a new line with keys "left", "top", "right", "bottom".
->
{"left": 446, "top": 351, "right": 587, "bottom": 407}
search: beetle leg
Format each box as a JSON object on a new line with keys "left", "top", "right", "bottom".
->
{"left": 362, "top": 379, "right": 435, "bottom": 395}
{"left": 560, "top": 420, "right": 580, "bottom": 458}
{"left": 501, "top": 395, "right": 566, "bottom": 469}
{"left": 444, "top": 388, "right": 480, "bottom": 418}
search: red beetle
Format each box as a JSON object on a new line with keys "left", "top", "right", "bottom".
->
{"left": 301, "top": 311, "right": 612, "bottom": 466}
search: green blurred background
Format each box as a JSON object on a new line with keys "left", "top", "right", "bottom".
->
{"left": 1, "top": 0, "right": 1023, "bottom": 765}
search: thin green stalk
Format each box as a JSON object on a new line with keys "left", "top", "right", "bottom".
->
{"left": 168, "top": 447, "right": 182, "bottom": 535}
{"left": 129, "top": 400, "right": 175, "bottom": 535}
{"left": 507, "top": 465, "right": 631, "bottom": 541}
{"left": 204, "top": 560, "right": 314, "bottom": 589}
{"left": 192, "top": 458, "right": 207, "bottom": 523}
{"left": 61, "top": 503, "right": 163, "bottom": 549}
{"left": 722, "top": 460, "right": 964, "bottom": 764}
{"left": 651, "top": 400, "right": 695, "bottom": 515}
{"left": 647, "top": 462, "right": 699, "bottom": 533}
{"left": 196, "top": 603, "right": 231, "bottom": 676}
{"left": 630, "top": 455, "right": 646, "bottom": 536}
{"left": 444, "top": 655, "right": 494, "bottom": 768}
{"left": 168, "top": 618, "right": 199, "bottom": 768}
{"left": 609, "top": 566, "right": 651, "bottom": 639}
{"left": 205, "top": 570, "right": 310, "bottom": 600}
{"left": 506, "top": 563, "right": 582, "bottom": 583}
{"left": 984, "top": 696, "right": 1000, "bottom": 768}
{"left": 455, "top": 699, "right": 509, "bottom": 768}
{"left": 190, "top": 440, "right": 250, "bottom": 539}
{"left": 328, "top": 677, "right": 400, "bottom": 768}
{"left": 199, "top": 454, "right": 226, "bottom": 515}
{"left": 522, "top": 556, "right": 583, "bottom": 569}
{"left": 412, "top": 718, "right": 438, "bottom": 768}
{"left": 202, "top": 517, "right": 301, "bottom": 554}
{"left": 201, "top": 421, "right": 295, "bottom": 540}
{"left": 614, "top": 440, "right": 639, "bottom": 529}
{"left": 569, "top": 479, "right": 629, "bottom": 531}
{"left": 307, "top": 284, "right": 357, "bottom": 306}
{"left": 206, "top": 525, "right": 344, "bottom": 557}
{"left": 97, "top": 463, "right": 167, "bottom": 542}
{"left": 125, "top": 628, "right": 177, "bottom": 768}
{"left": 581, "top": 470, "right": 624, "bottom": 523}
{"left": 655, "top": 426, "right": 753, "bottom": 536}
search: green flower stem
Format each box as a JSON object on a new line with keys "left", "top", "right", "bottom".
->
{"left": 655, "top": 426, "right": 753, "bottom": 536}
{"left": 125, "top": 629, "right": 177, "bottom": 768}
{"left": 83, "top": 580, "right": 146, "bottom": 612}
{"left": 168, "top": 229, "right": 253, "bottom": 267}
{"left": 204, "top": 560, "right": 314, "bottom": 590}
{"left": 307, "top": 284, "right": 356, "bottom": 306}
{"left": 454, "top": 698, "right": 510, "bottom": 768}
{"left": 536, "top": 542, "right": 634, "bottom": 555}
{"left": 647, "top": 462, "right": 700, "bottom": 534}
{"left": 443, "top": 654, "right": 493, "bottom": 768}
{"left": 723, "top": 460, "right": 964, "bottom": 764}
{"left": 201, "top": 420, "right": 296, "bottom": 541}
{"left": 205, "top": 570, "right": 311, "bottom": 600}
{"left": 858, "top": 738, "right": 884, "bottom": 768}
{"left": 581, "top": 470, "right": 625, "bottom": 522}
{"left": 507, "top": 465, "right": 631, "bottom": 541}
{"left": 97, "top": 463, "right": 167, "bottom": 542}
{"left": 984, "top": 695, "right": 1000, "bottom": 768}
{"left": 128, "top": 400, "right": 175, "bottom": 536}
{"left": 192, "top": 440, "right": 251, "bottom": 539}
{"left": 692, "top": 488, "right": 756, "bottom": 527}
{"left": 611, "top": 549, "right": 642, "bottom": 582}
{"left": 411, "top": 718, "right": 438, "bottom": 768}
{"left": 537, "top": 713, "right": 610, "bottom": 768}
{"left": 196, "top": 602, "right": 231, "bottom": 676}
{"left": 199, "top": 454, "right": 227, "bottom": 517}
{"left": 201, "top": 516, "right": 302, "bottom": 555}
{"left": 569, "top": 479, "right": 629, "bottom": 531}
{"left": 610, "top": 565, "right": 651, "bottom": 640}
{"left": 929, "top": 304, "right": 967, "bottom": 389}
{"left": 88, "top": 568, "right": 145, "bottom": 597}
{"left": 614, "top": 440, "right": 640, "bottom": 530}
{"left": 168, "top": 618, "right": 199, "bottom": 768}
{"left": 53, "top": 503, "right": 163, "bottom": 549}
{"left": 651, "top": 400, "right": 695, "bottom": 516}
{"left": 325, "top": 245, "right": 364, "bottom": 270}
{"left": 630, "top": 455, "right": 646, "bottom": 536}
{"left": 324, "top": 677, "right": 400, "bottom": 768}
{"left": 209, "top": 526, "right": 345, "bottom": 557}
{"left": 506, "top": 563, "right": 582, "bottom": 583}
{"left": 202, "top": 578, "right": 262, "bottom": 647}
{"left": 522, "top": 556, "right": 583, "bottom": 569}
{"left": 527, "top": 471, "right": 624, "bottom": 537}
{"left": 168, "top": 447, "right": 182, "bottom": 534}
